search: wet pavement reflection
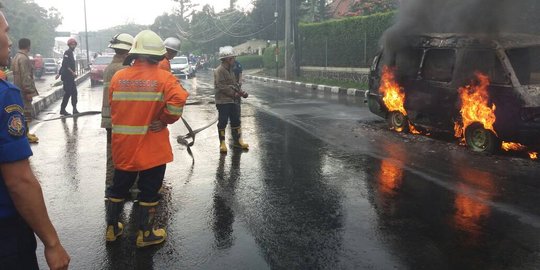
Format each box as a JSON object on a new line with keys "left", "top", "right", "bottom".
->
{"left": 28, "top": 71, "right": 540, "bottom": 269}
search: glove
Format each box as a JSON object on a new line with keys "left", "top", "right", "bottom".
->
{"left": 239, "top": 91, "right": 248, "bottom": 98}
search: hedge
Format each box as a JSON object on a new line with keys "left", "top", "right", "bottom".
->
{"left": 262, "top": 46, "right": 285, "bottom": 70}
{"left": 236, "top": 55, "right": 264, "bottom": 69}
{"left": 299, "top": 11, "right": 396, "bottom": 68}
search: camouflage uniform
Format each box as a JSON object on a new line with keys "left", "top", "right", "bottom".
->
{"left": 11, "top": 51, "right": 39, "bottom": 121}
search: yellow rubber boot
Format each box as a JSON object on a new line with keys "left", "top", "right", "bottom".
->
{"left": 136, "top": 201, "right": 166, "bottom": 248}
{"left": 218, "top": 129, "right": 227, "bottom": 153}
{"left": 105, "top": 198, "right": 124, "bottom": 242}
{"left": 231, "top": 127, "right": 249, "bottom": 150}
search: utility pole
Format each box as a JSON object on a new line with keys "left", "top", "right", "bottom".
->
{"left": 275, "top": 0, "right": 279, "bottom": 78}
{"left": 83, "top": 0, "right": 90, "bottom": 67}
{"left": 284, "top": 0, "right": 292, "bottom": 79}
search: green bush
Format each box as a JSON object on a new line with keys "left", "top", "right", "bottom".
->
{"left": 236, "top": 55, "right": 264, "bottom": 69}
{"left": 299, "top": 11, "right": 396, "bottom": 67}
{"left": 262, "top": 46, "right": 285, "bottom": 70}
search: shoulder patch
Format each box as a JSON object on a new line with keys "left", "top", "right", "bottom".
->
{"left": 5, "top": 104, "right": 24, "bottom": 114}
{"left": 8, "top": 114, "right": 25, "bottom": 137}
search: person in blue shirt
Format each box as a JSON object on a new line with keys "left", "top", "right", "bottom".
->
{"left": 232, "top": 59, "right": 243, "bottom": 85}
{"left": 0, "top": 4, "right": 70, "bottom": 270}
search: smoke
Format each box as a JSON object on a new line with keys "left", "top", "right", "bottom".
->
{"left": 382, "top": 0, "right": 523, "bottom": 51}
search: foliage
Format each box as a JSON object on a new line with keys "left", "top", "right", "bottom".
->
{"left": 299, "top": 11, "right": 395, "bottom": 67}
{"left": 262, "top": 45, "right": 284, "bottom": 70}
{"left": 78, "top": 24, "right": 148, "bottom": 54}
{"left": 236, "top": 55, "right": 263, "bottom": 69}
{"left": 348, "top": 0, "right": 399, "bottom": 16}
{"left": 3, "top": 0, "right": 62, "bottom": 57}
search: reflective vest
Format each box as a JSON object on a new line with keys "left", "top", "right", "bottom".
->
{"left": 109, "top": 60, "right": 188, "bottom": 171}
{"left": 158, "top": 58, "right": 171, "bottom": 72}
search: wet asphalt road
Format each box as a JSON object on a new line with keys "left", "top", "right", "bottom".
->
{"left": 28, "top": 70, "right": 540, "bottom": 269}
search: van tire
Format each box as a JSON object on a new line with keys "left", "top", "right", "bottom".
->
{"left": 465, "top": 122, "right": 501, "bottom": 153}
{"left": 387, "top": 111, "right": 410, "bottom": 133}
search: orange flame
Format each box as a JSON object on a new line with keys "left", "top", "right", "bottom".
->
{"left": 379, "top": 66, "right": 407, "bottom": 116}
{"left": 454, "top": 72, "right": 497, "bottom": 139}
{"left": 501, "top": 142, "right": 526, "bottom": 152}
{"left": 530, "top": 152, "right": 539, "bottom": 160}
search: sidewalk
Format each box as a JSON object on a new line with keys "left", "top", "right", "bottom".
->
{"left": 244, "top": 69, "right": 367, "bottom": 97}
{"left": 31, "top": 72, "right": 90, "bottom": 115}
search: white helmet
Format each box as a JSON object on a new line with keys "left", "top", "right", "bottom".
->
{"left": 218, "top": 46, "right": 236, "bottom": 60}
{"left": 163, "top": 37, "right": 181, "bottom": 52}
{"left": 128, "top": 30, "right": 166, "bottom": 56}
{"left": 108, "top": 33, "right": 134, "bottom": 51}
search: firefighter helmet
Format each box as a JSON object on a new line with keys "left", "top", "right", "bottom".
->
{"left": 67, "top": 38, "right": 78, "bottom": 46}
{"left": 129, "top": 30, "right": 166, "bottom": 56}
{"left": 218, "top": 46, "right": 236, "bottom": 60}
{"left": 163, "top": 37, "right": 181, "bottom": 52}
{"left": 108, "top": 33, "right": 134, "bottom": 51}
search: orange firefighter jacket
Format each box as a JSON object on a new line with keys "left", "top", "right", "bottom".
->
{"left": 158, "top": 57, "right": 171, "bottom": 72}
{"left": 109, "top": 60, "right": 188, "bottom": 171}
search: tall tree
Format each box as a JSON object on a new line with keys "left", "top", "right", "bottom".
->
{"left": 3, "top": 0, "right": 62, "bottom": 57}
{"left": 173, "top": 0, "right": 198, "bottom": 21}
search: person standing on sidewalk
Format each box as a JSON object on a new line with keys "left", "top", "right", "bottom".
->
{"left": 56, "top": 38, "right": 78, "bottom": 116}
{"left": 158, "top": 37, "right": 181, "bottom": 72}
{"left": 11, "top": 38, "right": 39, "bottom": 143}
{"left": 105, "top": 30, "right": 188, "bottom": 248}
{"left": 101, "top": 33, "right": 133, "bottom": 188}
{"left": 214, "top": 46, "right": 249, "bottom": 153}
{"left": 0, "top": 4, "right": 70, "bottom": 269}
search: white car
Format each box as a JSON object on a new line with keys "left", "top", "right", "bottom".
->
{"left": 170, "top": 56, "right": 194, "bottom": 79}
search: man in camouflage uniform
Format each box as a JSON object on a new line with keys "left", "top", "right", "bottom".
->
{"left": 101, "top": 33, "right": 133, "bottom": 188}
{"left": 11, "top": 38, "right": 39, "bottom": 143}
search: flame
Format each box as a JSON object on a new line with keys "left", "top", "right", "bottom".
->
{"left": 501, "top": 142, "right": 526, "bottom": 152}
{"left": 379, "top": 66, "right": 407, "bottom": 116}
{"left": 530, "top": 152, "right": 539, "bottom": 160}
{"left": 454, "top": 72, "right": 497, "bottom": 139}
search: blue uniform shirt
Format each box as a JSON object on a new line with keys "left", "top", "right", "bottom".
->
{"left": 232, "top": 60, "right": 243, "bottom": 83}
{"left": 0, "top": 79, "right": 32, "bottom": 218}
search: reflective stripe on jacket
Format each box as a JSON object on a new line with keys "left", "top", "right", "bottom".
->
{"left": 109, "top": 60, "right": 189, "bottom": 171}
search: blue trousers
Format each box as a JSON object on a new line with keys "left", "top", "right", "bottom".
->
{"left": 106, "top": 164, "right": 166, "bottom": 203}
{"left": 216, "top": 103, "right": 241, "bottom": 129}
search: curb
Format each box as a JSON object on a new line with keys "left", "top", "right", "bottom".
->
{"left": 244, "top": 74, "right": 367, "bottom": 97}
{"left": 31, "top": 72, "right": 90, "bottom": 115}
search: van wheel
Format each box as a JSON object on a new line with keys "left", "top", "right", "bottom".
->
{"left": 465, "top": 122, "right": 500, "bottom": 153}
{"left": 387, "top": 111, "right": 409, "bottom": 133}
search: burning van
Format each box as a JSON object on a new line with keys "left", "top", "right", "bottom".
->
{"left": 367, "top": 33, "right": 540, "bottom": 154}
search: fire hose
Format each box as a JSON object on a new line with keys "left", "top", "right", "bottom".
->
{"left": 176, "top": 116, "right": 218, "bottom": 158}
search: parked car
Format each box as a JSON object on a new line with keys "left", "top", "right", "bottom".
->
{"left": 43, "top": 58, "right": 58, "bottom": 74}
{"left": 170, "top": 56, "right": 194, "bottom": 79}
{"left": 90, "top": 55, "right": 113, "bottom": 86}
{"left": 367, "top": 33, "right": 540, "bottom": 153}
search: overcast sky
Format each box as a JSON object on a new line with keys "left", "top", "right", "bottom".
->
{"left": 34, "top": 0, "right": 253, "bottom": 32}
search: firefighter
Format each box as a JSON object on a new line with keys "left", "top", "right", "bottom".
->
{"left": 101, "top": 33, "right": 133, "bottom": 187}
{"left": 55, "top": 38, "right": 79, "bottom": 115}
{"left": 11, "top": 38, "right": 39, "bottom": 143}
{"left": 105, "top": 30, "right": 188, "bottom": 248}
{"left": 158, "top": 37, "right": 181, "bottom": 72}
{"left": 214, "top": 46, "right": 249, "bottom": 153}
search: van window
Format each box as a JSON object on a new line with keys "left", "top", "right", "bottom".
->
{"left": 458, "top": 50, "right": 508, "bottom": 85}
{"left": 422, "top": 49, "right": 455, "bottom": 82}
{"left": 396, "top": 48, "right": 423, "bottom": 78}
{"left": 506, "top": 47, "right": 540, "bottom": 85}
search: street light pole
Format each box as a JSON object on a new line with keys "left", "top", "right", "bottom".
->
{"left": 83, "top": 0, "right": 90, "bottom": 67}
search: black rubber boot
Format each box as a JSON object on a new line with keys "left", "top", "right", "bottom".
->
{"left": 105, "top": 198, "right": 124, "bottom": 242}
{"left": 136, "top": 201, "right": 166, "bottom": 248}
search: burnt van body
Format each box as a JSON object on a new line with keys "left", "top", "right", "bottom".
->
{"left": 367, "top": 33, "right": 540, "bottom": 151}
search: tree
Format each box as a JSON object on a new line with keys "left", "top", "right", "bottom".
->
{"left": 348, "top": 0, "right": 399, "bottom": 17}
{"left": 172, "top": 0, "right": 198, "bottom": 21}
{"left": 3, "top": 0, "right": 62, "bottom": 57}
